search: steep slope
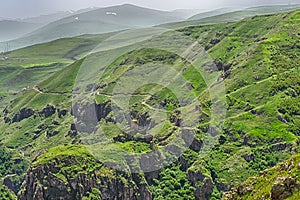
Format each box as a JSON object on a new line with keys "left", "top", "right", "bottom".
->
{"left": 19, "top": 145, "right": 151, "bottom": 200}
{"left": 223, "top": 154, "right": 300, "bottom": 200}
{"left": 0, "top": 4, "right": 184, "bottom": 51}
{"left": 177, "top": 9, "right": 300, "bottom": 196}
{"left": 0, "top": 33, "right": 113, "bottom": 109}
{"left": 0, "top": 9, "right": 299, "bottom": 200}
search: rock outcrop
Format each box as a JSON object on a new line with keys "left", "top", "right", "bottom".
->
{"left": 11, "top": 108, "right": 35, "bottom": 123}
{"left": 18, "top": 146, "right": 152, "bottom": 200}
{"left": 5, "top": 104, "right": 60, "bottom": 124}
{"left": 187, "top": 167, "right": 214, "bottom": 200}
{"left": 271, "top": 176, "right": 300, "bottom": 200}
{"left": 71, "top": 101, "right": 113, "bottom": 133}
{"left": 223, "top": 155, "right": 300, "bottom": 200}
{"left": 19, "top": 166, "right": 151, "bottom": 200}
{"left": 39, "top": 105, "right": 56, "bottom": 118}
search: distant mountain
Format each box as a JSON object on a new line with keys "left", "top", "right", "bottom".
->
{"left": 0, "top": 4, "right": 184, "bottom": 51}
{"left": 51, "top": 4, "right": 182, "bottom": 27}
{"left": 21, "top": 11, "right": 72, "bottom": 24}
{"left": 188, "top": 8, "right": 237, "bottom": 21}
{"left": 188, "top": 4, "right": 300, "bottom": 21}
{"left": 21, "top": 8, "right": 99, "bottom": 24}
{"left": 171, "top": 9, "right": 205, "bottom": 19}
{"left": 0, "top": 20, "right": 41, "bottom": 42}
{"left": 163, "top": 4, "right": 300, "bottom": 29}
{"left": 0, "top": 8, "right": 101, "bottom": 43}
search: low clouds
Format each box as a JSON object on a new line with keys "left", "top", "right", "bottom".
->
{"left": 1, "top": 0, "right": 300, "bottom": 18}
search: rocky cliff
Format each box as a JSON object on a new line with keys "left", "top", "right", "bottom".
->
{"left": 223, "top": 154, "right": 300, "bottom": 200}
{"left": 18, "top": 145, "right": 152, "bottom": 200}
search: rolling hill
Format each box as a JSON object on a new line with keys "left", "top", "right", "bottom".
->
{"left": 0, "top": 32, "right": 114, "bottom": 108}
{"left": 0, "top": 7, "right": 299, "bottom": 200}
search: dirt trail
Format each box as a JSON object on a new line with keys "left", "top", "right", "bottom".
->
{"left": 33, "top": 86, "right": 43, "bottom": 94}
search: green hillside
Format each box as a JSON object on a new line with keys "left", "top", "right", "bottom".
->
{"left": 0, "top": 8, "right": 299, "bottom": 200}
{"left": 0, "top": 33, "right": 113, "bottom": 108}
{"left": 223, "top": 154, "right": 300, "bottom": 199}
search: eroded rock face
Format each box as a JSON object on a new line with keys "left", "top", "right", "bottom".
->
{"left": 182, "top": 129, "right": 203, "bottom": 152}
{"left": 39, "top": 105, "right": 56, "bottom": 118}
{"left": 187, "top": 168, "right": 214, "bottom": 200}
{"left": 11, "top": 108, "right": 35, "bottom": 123}
{"left": 46, "top": 130, "right": 59, "bottom": 137}
{"left": 71, "top": 101, "right": 112, "bottom": 133}
{"left": 271, "top": 176, "right": 300, "bottom": 200}
{"left": 6, "top": 105, "right": 59, "bottom": 124}
{"left": 72, "top": 101, "right": 112, "bottom": 123}
{"left": 18, "top": 161, "right": 152, "bottom": 200}
{"left": 3, "top": 176, "right": 20, "bottom": 195}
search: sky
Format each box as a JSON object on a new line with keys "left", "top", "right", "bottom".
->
{"left": 1, "top": 0, "right": 300, "bottom": 19}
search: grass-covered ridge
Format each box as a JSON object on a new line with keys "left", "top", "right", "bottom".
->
{"left": 33, "top": 145, "right": 105, "bottom": 180}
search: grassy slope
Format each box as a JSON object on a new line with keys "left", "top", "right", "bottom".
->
{"left": 0, "top": 33, "right": 111, "bottom": 108}
{"left": 177, "top": 10, "right": 300, "bottom": 193}
{"left": 0, "top": 9, "right": 299, "bottom": 199}
{"left": 223, "top": 154, "right": 300, "bottom": 199}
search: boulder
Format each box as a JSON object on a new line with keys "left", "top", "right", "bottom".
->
{"left": 271, "top": 176, "right": 300, "bottom": 200}
{"left": 39, "top": 105, "right": 56, "bottom": 118}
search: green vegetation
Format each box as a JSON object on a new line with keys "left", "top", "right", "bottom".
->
{"left": 82, "top": 188, "right": 102, "bottom": 200}
{"left": 151, "top": 165, "right": 195, "bottom": 200}
{"left": 34, "top": 145, "right": 103, "bottom": 180}
{"left": 0, "top": 8, "right": 299, "bottom": 200}
{"left": 0, "top": 185, "right": 16, "bottom": 200}
{"left": 0, "top": 146, "right": 27, "bottom": 177}
{"left": 223, "top": 154, "right": 300, "bottom": 199}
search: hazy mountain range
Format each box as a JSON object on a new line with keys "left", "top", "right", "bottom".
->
{"left": 0, "top": 3, "right": 299, "bottom": 52}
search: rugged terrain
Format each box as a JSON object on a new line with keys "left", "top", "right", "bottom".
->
{"left": 223, "top": 154, "right": 300, "bottom": 200}
{"left": 0, "top": 7, "right": 299, "bottom": 200}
